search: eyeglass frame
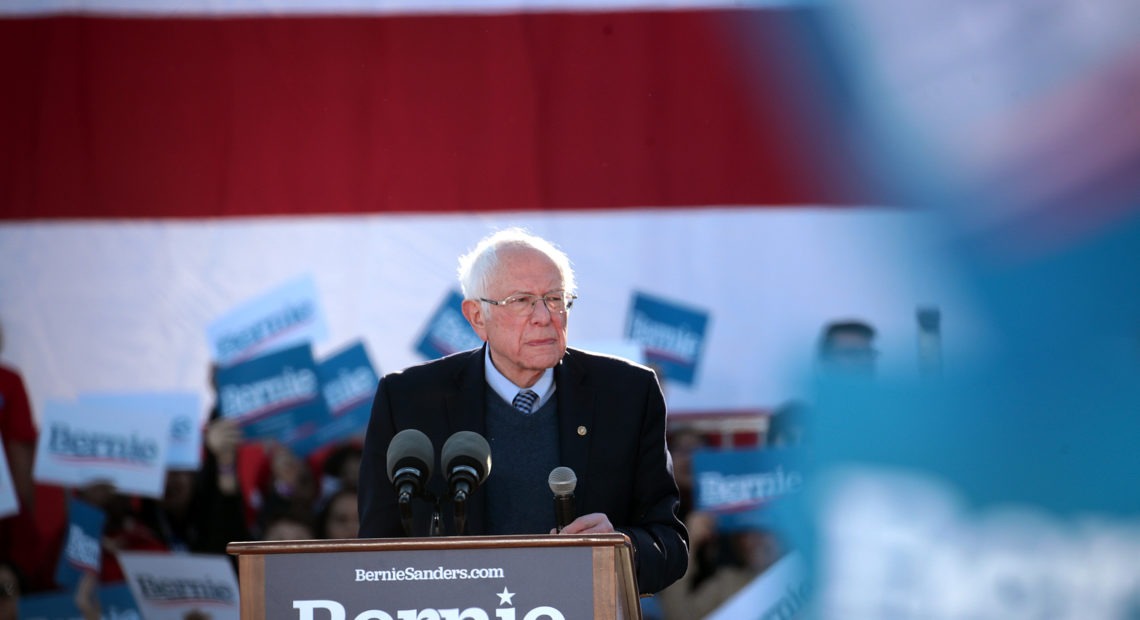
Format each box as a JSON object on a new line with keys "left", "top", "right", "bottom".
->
{"left": 478, "top": 290, "right": 578, "bottom": 315}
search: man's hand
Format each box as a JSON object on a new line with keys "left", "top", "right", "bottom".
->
{"left": 552, "top": 512, "right": 614, "bottom": 535}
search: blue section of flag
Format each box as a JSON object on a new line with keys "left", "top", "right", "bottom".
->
{"left": 415, "top": 289, "right": 483, "bottom": 360}
{"left": 625, "top": 291, "right": 709, "bottom": 385}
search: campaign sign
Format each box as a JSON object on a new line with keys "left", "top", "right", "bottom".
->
{"left": 693, "top": 447, "right": 804, "bottom": 532}
{"left": 311, "top": 340, "right": 378, "bottom": 449}
{"left": 415, "top": 289, "right": 483, "bottom": 360}
{"left": 55, "top": 497, "right": 106, "bottom": 588}
{"left": 33, "top": 401, "right": 171, "bottom": 498}
{"left": 79, "top": 392, "right": 202, "bottom": 470}
{"left": 117, "top": 551, "right": 240, "bottom": 620}
{"left": 0, "top": 442, "right": 17, "bottom": 518}
{"left": 19, "top": 583, "right": 139, "bottom": 620}
{"left": 625, "top": 292, "right": 709, "bottom": 386}
{"left": 207, "top": 274, "right": 329, "bottom": 365}
{"left": 706, "top": 551, "right": 808, "bottom": 620}
{"left": 213, "top": 343, "right": 331, "bottom": 457}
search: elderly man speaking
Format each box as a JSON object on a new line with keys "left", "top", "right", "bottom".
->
{"left": 357, "top": 227, "right": 688, "bottom": 595}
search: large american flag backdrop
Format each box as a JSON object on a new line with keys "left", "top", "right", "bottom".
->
{"left": 0, "top": 1, "right": 984, "bottom": 419}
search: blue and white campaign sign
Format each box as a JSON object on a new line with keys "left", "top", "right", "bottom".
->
{"left": 55, "top": 497, "right": 106, "bottom": 588}
{"left": 625, "top": 291, "right": 709, "bottom": 386}
{"left": 415, "top": 289, "right": 483, "bottom": 360}
{"left": 0, "top": 442, "right": 17, "bottom": 518}
{"left": 79, "top": 392, "right": 203, "bottom": 470}
{"left": 705, "top": 551, "right": 808, "bottom": 620}
{"left": 117, "top": 551, "right": 240, "bottom": 620}
{"left": 214, "top": 343, "right": 331, "bottom": 456}
{"left": 33, "top": 401, "right": 172, "bottom": 498}
{"left": 19, "top": 583, "right": 139, "bottom": 620}
{"left": 693, "top": 447, "right": 804, "bottom": 532}
{"left": 312, "top": 340, "right": 378, "bottom": 449}
{"left": 207, "top": 274, "right": 329, "bottom": 366}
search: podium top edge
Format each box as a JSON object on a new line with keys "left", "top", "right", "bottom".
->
{"left": 227, "top": 533, "right": 633, "bottom": 556}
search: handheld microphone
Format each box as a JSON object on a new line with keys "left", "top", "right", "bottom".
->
{"left": 440, "top": 431, "right": 492, "bottom": 535}
{"left": 386, "top": 429, "right": 434, "bottom": 536}
{"left": 548, "top": 466, "right": 577, "bottom": 532}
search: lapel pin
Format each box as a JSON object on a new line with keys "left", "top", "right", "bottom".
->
{"left": 577, "top": 425, "right": 587, "bottom": 436}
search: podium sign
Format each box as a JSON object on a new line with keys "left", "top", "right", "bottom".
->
{"left": 230, "top": 535, "right": 640, "bottom": 620}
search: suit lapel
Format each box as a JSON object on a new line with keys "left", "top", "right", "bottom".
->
{"left": 555, "top": 349, "right": 596, "bottom": 484}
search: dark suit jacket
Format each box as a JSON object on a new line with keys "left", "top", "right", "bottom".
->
{"left": 357, "top": 345, "right": 689, "bottom": 594}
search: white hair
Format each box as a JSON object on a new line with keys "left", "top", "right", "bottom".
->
{"left": 457, "top": 228, "right": 576, "bottom": 301}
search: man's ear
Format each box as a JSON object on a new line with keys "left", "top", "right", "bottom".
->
{"left": 461, "top": 298, "right": 488, "bottom": 341}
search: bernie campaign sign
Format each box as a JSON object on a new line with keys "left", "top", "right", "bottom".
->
{"left": 54, "top": 497, "right": 106, "bottom": 588}
{"left": 693, "top": 447, "right": 804, "bottom": 532}
{"left": 214, "top": 342, "right": 330, "bottom": 456}
{"left": 415, "top": 289, "right": 483, "bottom": 360}
{"left": 207, "top": 275, "right": 329, "bottom": 366}
{"left": 625, "top": 291, "right": 709, "bottom": 386}
{"left": 311, "top": 340, "right": 379, "bottom": 449}
{"left": 33, "top": 401, "right": 171, "bottom": 498}
{"left": 78, "top": 392, "right": 203, "bottom": 471}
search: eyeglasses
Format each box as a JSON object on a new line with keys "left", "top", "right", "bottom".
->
{"left": 479, "top": 291, "right": 577, "bottom": 316}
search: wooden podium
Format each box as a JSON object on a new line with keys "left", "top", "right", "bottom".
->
{"left": 228, "top": 533, "right": 641, "bottom": 619}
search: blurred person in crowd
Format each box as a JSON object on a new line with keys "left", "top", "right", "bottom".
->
{"left": 666, "top": 425, "right": 708, "bottom": 523}
{"left": 255, "top": 441, "right": 318, "bottom": 538}
{"left": 134, "top": 417, "right": 251, "bottom": 556}
{"left": 315, "top": 489, "right": 359, "bottom": 540}
{"left": 358, "top": 227, "right": 688, "bottom": 595}
{"left": 767, "top": 400, "right": 808, "bottom": 448}
{"left": 0, "top": 560, "right": 23, "bottom": 620}
{"left": 818, "top": 319, "right": 878, "bottom": 376}
{"left": 260, "top": 506, "right": 315, "bottom": 541}
{"left": 0, "top": 321, "right": 46, "bottom": 589}
{"left": 315, "top": 440, "right": 363, "bottom": 508}
{"left": 659, "top": 511, "right": 782, "bottom": 620}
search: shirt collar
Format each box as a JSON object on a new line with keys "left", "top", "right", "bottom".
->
{"left": 484, "top": 346, "right": 555, "bottom": 410}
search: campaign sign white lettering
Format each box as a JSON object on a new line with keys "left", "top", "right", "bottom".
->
{"left": 54, "top": 497, "right": 106, "bottom": 588}
{"left": 78, "top": 392, "right": 202, "bottom": 470}
{"left": 415, "top": 289, "right": 483, "bottom": 360}
{"left": 214, "top": 342, "right": 330, "bottom": 456}
{"left": 0, "top": 442, "right": 17, "bottom": 518}
{"left": 117, "top": 551, "right": 240, "bottom": 620}
{"left": 309, "top": 340, "right": 378, "bottom": 450}
{"left": 624, "top": 291, "right": 709, "bottom": 386}
{"left": 33, "top": 401, "right": 171, "bottom": 498}
{"left": 207, "top": 274, "right": 329, "bottom": 365}
{"left": 264, "top": 546, "right": 593, "bottom": 619}
{"left": 693, "top": 447, "right": 804, "bottom": 531}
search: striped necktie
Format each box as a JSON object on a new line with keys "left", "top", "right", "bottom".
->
{"left": 512, "top": 389, "right": 538, "bottom": 414}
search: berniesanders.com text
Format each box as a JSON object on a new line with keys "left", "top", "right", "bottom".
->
{"left": 355, "top": 566, "right": 505, "bottom": 583}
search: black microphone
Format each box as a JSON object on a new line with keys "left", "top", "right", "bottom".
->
{"left": 440, "top": 431, "right": 492, "bottom": 535}
{"left": 548, "top": 466, "right": 577, "bottom": 532}
{"left": 386, "top": 429, "right": 434, "bottom": 536}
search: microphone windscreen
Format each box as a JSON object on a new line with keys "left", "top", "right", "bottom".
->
{"left": 387, "top": 429, "right": 434, "bottom": 482}
{"left": 441, "top": 431, "right": 492, "bottom": 483}
{"left": 548, "top": 466, "right": 577, "bottom": 496}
